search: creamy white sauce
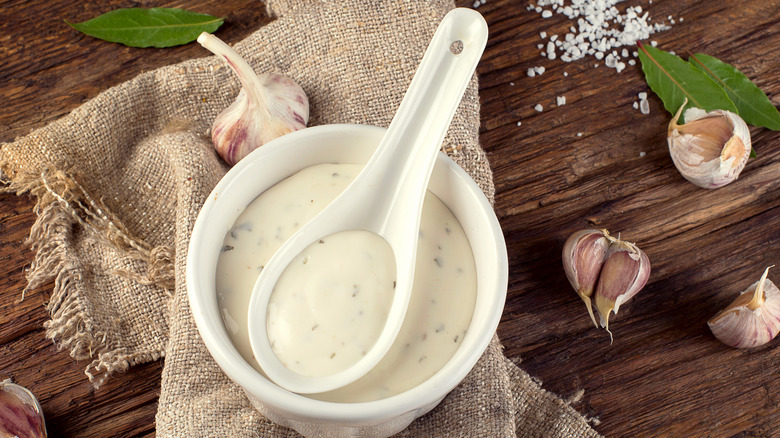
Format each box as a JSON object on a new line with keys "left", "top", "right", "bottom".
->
{"left": 268, "top": 230, "right": 396, "bottom": 377}
{"left": 216, "top": 163, "right": 477, "bottom": 402}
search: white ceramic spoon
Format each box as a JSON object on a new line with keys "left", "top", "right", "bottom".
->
{"left": 247, "top": 8, "right": 488, "bottom": 394}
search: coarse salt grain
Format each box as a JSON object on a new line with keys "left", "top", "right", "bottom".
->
{"left": 577, "top": 132, "right": 583, "bottom": 137}
{"left": 639, "top": 151, "right": 647, "bottom": 157}
{"left": 556, "top": 96, "right": 566, "bottom": 106}
{"left": 534, "top": 104, "right": 544, "bottom": 112}
{"left": 640, "top": 98, "right": 650, "bottom": 114}
{"left": 517, "top": 121, "right": 522, "bottom": 126}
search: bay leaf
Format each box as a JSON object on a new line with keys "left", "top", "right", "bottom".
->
{"left": 637, "top": 42, "right": 737, "bottom": 123}
{"left": 689, "top": 53, "right": 780, "bottom": 131}
{"left": 66, "top": 8, "right": 224, "bottom": 48}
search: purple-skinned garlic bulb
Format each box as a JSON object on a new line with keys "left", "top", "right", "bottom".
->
{"left": 708, "top": 266, "right": 780, "bottom": 349}
{"left": 0, "top": 380, "right": 46, "bottom": 438}
{"left": 563, "top": 229, "right": 651, "bottom": 340}
{"left": 197, "top": 32, "right": 309, "bottom": 166}
{"left": 562, "top": 229, "right": 611, "bottom": 328}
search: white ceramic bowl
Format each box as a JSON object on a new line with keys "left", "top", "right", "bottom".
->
{"left": 187, "top": 124, "right": 508, "bottom": 437}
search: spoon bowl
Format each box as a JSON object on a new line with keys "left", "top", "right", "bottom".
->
{"left": 247, "top": 8, "right": 488, "bottom": 394}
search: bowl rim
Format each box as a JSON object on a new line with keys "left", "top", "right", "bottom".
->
{"left": 187, "top": 124, "right": 508, "bottom": 422}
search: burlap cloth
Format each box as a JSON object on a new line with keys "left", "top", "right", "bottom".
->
{"left": 1, "top": 0, "right": 600, "bottom": 436}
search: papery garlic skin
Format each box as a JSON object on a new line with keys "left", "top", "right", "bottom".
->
{"left": 0, "top": 380, "right": 46, "bottom": 438}
{"left": 667, "top": 102, "right": 751, "bottom": 189}
{"left": 708, "top": 267, "right": 780, "bottom": 349}
{"left": 198, "top": 32, "right": 309, "bottom": 166}
{"left": 593, "top": 239, "right": 651, "bottom": 332}
{"left": 562, "top": 229, "right": 650, "bottom": 335}
{"left": 562, "top": 229, "right": 611, "bottom": 327}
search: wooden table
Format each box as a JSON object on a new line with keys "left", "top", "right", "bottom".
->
{"left": 2, "top": 0, "right": 778, "bottom": 436}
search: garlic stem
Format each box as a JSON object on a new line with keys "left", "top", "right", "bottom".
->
{"left": 748, "top": 265, "right": 773, "bottom": 310}
{"left": 197, "top": 32, "right": 270, "bottom": 116}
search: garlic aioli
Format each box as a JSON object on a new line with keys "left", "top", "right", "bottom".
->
{"left": 216, "top": 163, "right": 477, "bottom": 402}
{"left": 268, "top": 230, "right": 396, "bottom": 377}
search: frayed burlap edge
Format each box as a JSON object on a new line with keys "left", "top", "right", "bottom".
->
{"left": 1, "top": 164, "right": 174, "bottom": 387}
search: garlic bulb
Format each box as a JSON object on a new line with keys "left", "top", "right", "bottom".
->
{"left": 708, "top": 266, "right": 780, "bottom": 349}
{"left": 592, "top": 238, "right": 650, "bottom": 334}
{"left": 563, "top": 229, "right": 651, "bottom": 337}
{"left": 667, "top": 101, "right": 751, "bottom": 189}
{"left": 0, "top": 380, "right": 46, "bottom": 438}
{"left": 198, "top": 32, "right": 309, "bottom": 166}
{"left": 562, "top": 229, "right": 611, "bottom": 327}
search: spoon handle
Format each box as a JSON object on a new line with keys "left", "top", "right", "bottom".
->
{"left": 359, "top": 8, "right": 488, "bottom": 237}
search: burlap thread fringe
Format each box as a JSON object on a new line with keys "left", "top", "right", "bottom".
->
{"left": 1, "top": 165, "right": 173, "bottom": 386}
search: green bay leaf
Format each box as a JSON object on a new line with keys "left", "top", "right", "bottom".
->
{"left": 66, "top": 8, "right": 224, "bottom": 48}
{"left": 689, "top": 53, "right": 780, "bottom": 131}
{"left": 637, "top": 43, "right": 737, "bottom": 122}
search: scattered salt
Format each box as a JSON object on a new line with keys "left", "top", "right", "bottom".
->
{"left": 563, "top": 71, "right": 568, "bottom": 76}
{"left": 638, "top": 92, "right": 647, "bottom": 100}
{"left": 633, "top": 101, "right": 639, "bottom": 109}
{"left": 576, "top": 132, "right": 583, "bottom": 137}
{"left": 517, "top": 121, "right": 522, "bottom": 126}
{"left": 527, "top": 68, "right": 536, "bottom": 77}
{"left": 509, "top": 82, "right": 515, "bottom": 86}
{"left": 639, "top": 151, "right": 646, "bottom": 157}
{"left": 534, "top": 104, "right": 544, "bottom": 112}
{"left": 534, "top": 66, "right": 546, "bottom": 75}
{"left": 556, "top": 96, "right": 566, "bottom": 106}
{"left": 526, "top": 0, "right": 672, "bottom": 74}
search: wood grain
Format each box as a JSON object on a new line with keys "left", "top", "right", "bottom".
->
{"left": 2, "top": 0, "right": 779, "bottom": 436}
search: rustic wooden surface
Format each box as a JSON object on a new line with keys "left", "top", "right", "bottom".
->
{"left": 1, "top": 0, "right": 779, "bottom": 436}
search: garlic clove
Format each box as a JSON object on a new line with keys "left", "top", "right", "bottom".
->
{"left": 0, "top": 380, "right": 47, "bottom": 438}
{"left": 667, "top": 100, "right": 751, "bottom": 189}
{"left": 562, "top": 229, "right": 611, "bottom": 327}
{"left": 593, "top": 238, "right": 651, "bottom": 336}
{"left": 198, "top": 32, "right": 309, "bottom": 166}
{"left": 708, "top": 266, "right": 780, "bottom": 349}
